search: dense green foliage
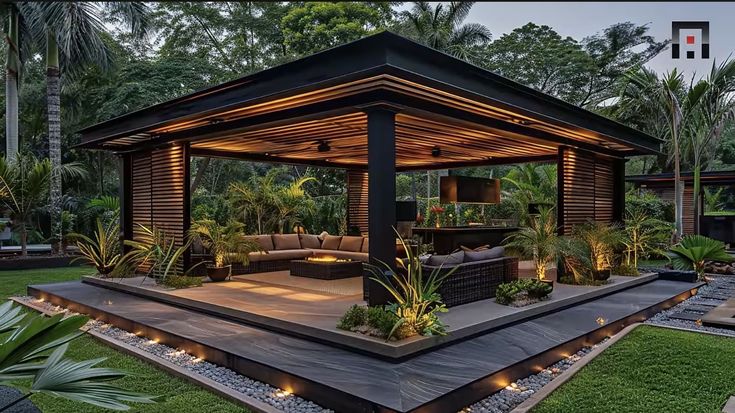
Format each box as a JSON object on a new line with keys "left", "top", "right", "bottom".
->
{"left": 533, "top": 326, "right": 735, "bottom": 413}
{"left": 669, "top": 235, "right": 733, "bottom": 281}
{"left": 495, "top": 278, "right": 552, "bottom": 306}
{"left": 0, "top": 267, "right": 247, "bottom": 413}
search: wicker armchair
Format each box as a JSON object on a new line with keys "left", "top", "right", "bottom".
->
{"left": 423, "top": 256, "right": 519, "bottom": 307}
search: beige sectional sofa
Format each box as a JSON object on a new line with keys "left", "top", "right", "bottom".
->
{"left": 234, "top": 233, "right": 369, "bottom": 274}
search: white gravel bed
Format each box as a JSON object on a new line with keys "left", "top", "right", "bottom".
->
{"left": 459, "top": 340, "right": 607, "bottom": 413}
{"left": 13, "top": 296, "right": 332, "bottom": 413}
{"left": 645, "top": 275, "right": 735, "bottom": 337}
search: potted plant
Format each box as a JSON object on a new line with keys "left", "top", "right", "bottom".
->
{"left": 189, "top": 219, "right": 261, "bottom": 282}
{"left": 503, "top": 206, "right": 558, "bottom": 288}
{"left": 572, "top": 221, "right": 625, "bottom": 281}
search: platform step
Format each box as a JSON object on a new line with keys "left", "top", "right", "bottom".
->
{"left": 669, "top": 311, "right": 703, "bottom": 321}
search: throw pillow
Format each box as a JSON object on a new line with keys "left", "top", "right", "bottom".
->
{"left": 321, "top": 235, "right": 342, "bottom": 250}
{"left": 463, "top": 246, "right": 504, "bottom": 262}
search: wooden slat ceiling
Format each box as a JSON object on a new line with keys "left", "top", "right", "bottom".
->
{"left": 98, "top": 75, "right": 635, "bottom": 157}
{"left": 190, "top": 111, "right": 560, "bottom": 169}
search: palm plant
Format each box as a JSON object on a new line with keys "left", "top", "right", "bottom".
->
{"left": 573, "top": 221, "right": 625, "bottom": 276}
{"left": 367, "top": 232, "right": 455, "bottom": 340}
{"left": 19, "top": 2, "right": 150, "bottom": 255}
{"left": 682, "top": 60, "right": 735, "bottom": 227}
{"left": 669, "top": 235, "right": 733, "bottom": 282}
{"left": 0, "top": 301, "right": 155, "bottom": 411}
{"left": 229, "top": 173, "right": 279, "bottom": 235}
{"left": 275, "top": 176, "right": 316, "bottom": 234}
{"left": 70, "top": 218, "right": 121, "bottom": 276}
{"left": 0, "top": 153, "right": 85, "bottom": 255}
{"left": 503, "top": 207, "right": 558, "bottom": 280}
{"left": 399, "top": 1, "right": 491, "bottom": 62}
{"left": 502, "top": 163, "right": 556, "bottom": 224}
{"left": 189, "top": 219, "right": 260, "bottom": 281}
{"left": 622, "top": 210, "right": 672, "bottom": 270}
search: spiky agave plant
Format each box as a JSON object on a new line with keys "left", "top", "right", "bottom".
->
{"left": 70, "top": 218, "right": 121, "bottom": 276}
{"left": 367, "top": 231, "right": 456, "bottom": 340}
{"left": 669, "top": 235, "right": 733, "bottom": 282}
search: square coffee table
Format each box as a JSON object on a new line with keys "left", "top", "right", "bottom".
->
{"left": 289, "top": 258, "right": 364, "bottom": 280}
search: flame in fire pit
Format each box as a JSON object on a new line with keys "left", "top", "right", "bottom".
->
{"left": 307, "top": 255, "right": 349, "bottom": 262}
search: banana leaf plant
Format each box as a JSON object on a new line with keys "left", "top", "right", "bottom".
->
{"left": 0, "top": 301, "right": 155, "bottom": 411}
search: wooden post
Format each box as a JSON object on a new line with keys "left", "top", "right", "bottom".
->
{"left": 119, "top": 153, "right": 133, "bottom": 253}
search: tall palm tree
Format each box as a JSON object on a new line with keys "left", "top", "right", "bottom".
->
{"left": 617, "top": 68, "right": 694, "bottom": 238}
{"left": 21, "top": 2, "right": 150, "bottom": 254}
{"left": 3, "top": 6, "right": 20, "bottom": 161}
{"left": 683, "top": 60, "right": 735, "bottom": 230}
{"left": 399, "top": 1, "right": 490, "bottom": 62}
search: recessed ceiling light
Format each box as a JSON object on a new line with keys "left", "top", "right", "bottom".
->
{"left": 431, "top": 146, "right": 441, "bottom": 157}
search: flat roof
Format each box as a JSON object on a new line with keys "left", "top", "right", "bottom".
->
{"left": 77, "top": 31, "right": 660, "bottom": 170}
{"left": 627, "top": 170, "right": 735, "bottom": 186}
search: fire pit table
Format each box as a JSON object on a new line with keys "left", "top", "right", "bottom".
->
{"left": 289, "top": 256, "right": 364, "bottom": 280}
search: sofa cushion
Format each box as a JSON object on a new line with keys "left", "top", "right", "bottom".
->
{"left": 426, "top": 251, "right": 465, "bottom": 266}
{"left": 248, "top": 249, "right": 311, "bottom": 262}
{"left": 272, "top": 234, "right": 301, "bottom": 250}
{"left": 299, "top": 234, "right": 321, "bottom": 249}
{"left": 321, "top": 235, "right": 342, "bottom": 250}
{"left": 309, "top": 249, "right": 368, "bottom": 262}
{"left": 361, "top": 237, "right": 369, "bottom": 253}
{"left": 246, "top": 235, "right": 274, "bottom": 251}
{"left": 464, "top": 246, "right": 504, "bottom": 263}
{"left": 339, "top": 236, "right": 363, "bottom": 252}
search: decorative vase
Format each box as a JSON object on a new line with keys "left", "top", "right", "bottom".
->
{"left": 207, "top": 265, "right": 231, "bottom": 282}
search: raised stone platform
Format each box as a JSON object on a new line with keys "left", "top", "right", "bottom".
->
{"left": 80, "top": 274, "right": 658, "bottom": 359}
{"left": 702, "top": 298, "right": 735, "bottom": 329}
{"left": 29, "top": 277, "right": 700, "bottom": 413}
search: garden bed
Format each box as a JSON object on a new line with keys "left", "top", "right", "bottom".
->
{"left": 0, "top": 254, "right": 81, "bottom": 271}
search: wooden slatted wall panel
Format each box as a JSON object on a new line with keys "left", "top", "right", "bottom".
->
{"left": 347, "top": 170, "right": 369, "bottom": 235}
{"left": 653, "top": 186, "right": 694, "bottom": 235}
{"left": 130, "top": 144, "right": 189, "bottom": 270}
{"left": 559, "top": 148, "right": 619, "bottom": 234}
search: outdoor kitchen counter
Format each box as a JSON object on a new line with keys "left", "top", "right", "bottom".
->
{"left": 412, "top": 226, "right": 518, "bottom": 254}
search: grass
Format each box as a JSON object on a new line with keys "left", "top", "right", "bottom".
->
{"left": 0, "top": 266, "right": 248, "bottom": 413}
{"left": 533, "top": 325, "right": 735, "bottom": 413}
{"left": 704, "top": 210, "right": 735, "bottom": 216}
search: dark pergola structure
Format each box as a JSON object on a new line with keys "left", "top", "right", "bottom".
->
{"left": 77, "top": 32, "right": 660, "bottom": 304}
{"left": 627, "top": 170, "right": 735, "bottom": 242}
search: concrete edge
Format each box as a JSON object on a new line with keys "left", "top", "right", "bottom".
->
{"left": 510, "top": 323, "right": 642, "bottom": 413}
{"left": 11, "top": 296, "right": 282, "bottom": 413}
{"left": 645, "top": 322, "right": 735, "bottom": 339}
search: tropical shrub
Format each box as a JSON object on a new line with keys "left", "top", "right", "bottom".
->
{"left": 612, "top": 263, "right": 640, "bottom": 276}
{"left": 495, "top": 278, "right": 553, "bottom": 305}
{"left": 367, "top": 232, "right": 454, "bottom": 340}
{"left": 558, "top": 221, "right": 626, "bottom": 284}
{"left": 625, "top": 190, "right": 674, "bottom": 222}
{"left": 366, "top": 306, "right": 402, "bottom": 338}
{"left": 70, "top": 218, "right": 121, "bottom": 276}
{"left": 504, "top": 207, "right": 558, "bottom": 280}
{"left": 0, "top": 153, "right": 85, "bottom": 255}
{"left": 337, "top": 304, "right": 367, "bottom": 330}
{"left": 669, "top": 235, "right": 733, "bottom": 281}
{"left": 622, "top": 209, "right": 673, "bottom": 271}
{"left": 189, "top": 219, "right": 260, "bottom": 268}
{"left": 0, "top": 301, "right": 155, "bottom": 410}
{"left": 159, "top": 275, "right": 203, "bottom": 289}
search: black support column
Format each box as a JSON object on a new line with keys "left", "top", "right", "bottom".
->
{"left": 612, "top": 157, "right": 626, "bottom": 223}
{"left": 119, "top": 153, "right": 133, "bottom": 253}
{"left": 366, "top": 107, "right": 396, "bottom": 306}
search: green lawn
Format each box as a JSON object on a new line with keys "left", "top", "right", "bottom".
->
{"left": 533, "top": 325, "right": 735, "bottom": 413}
{"left": 1, "top": 266, "right": 248, "bottom": 413}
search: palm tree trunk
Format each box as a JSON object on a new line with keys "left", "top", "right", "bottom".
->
{"left": 672, "top": 118, "right": 683, "bottom": 239}
{"left": 5, "top": 8, "right": 20, "bottom": 161}
{"left": 693, "top": 163, "right": 701, "bottom": 234}
{"left": 47, "top": 32, "right": 63, "bottom": 254}
{"left": 20, "top": 227, "right": 27, "bottom": 257}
